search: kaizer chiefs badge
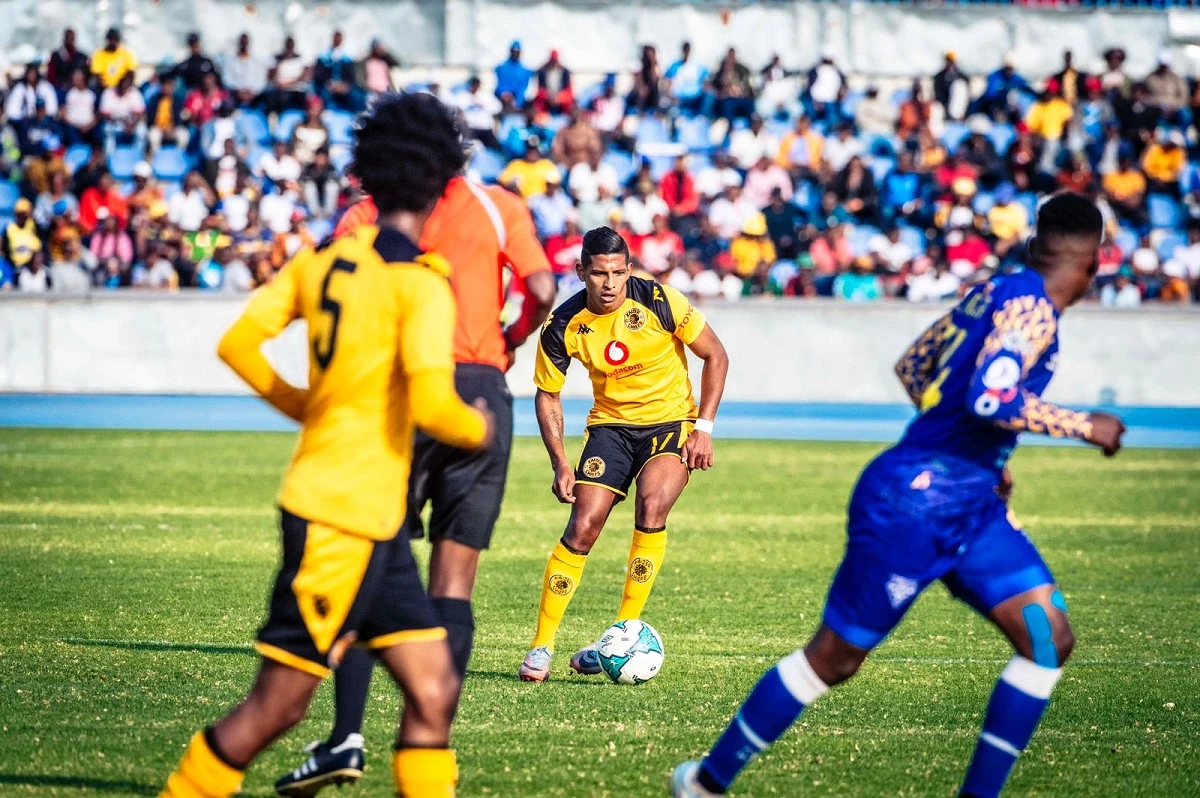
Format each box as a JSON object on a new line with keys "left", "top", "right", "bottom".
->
{"left": 583, "top": 457, "right": 606, "bottom": 478}
{"left": 630, "top": 557, "right": 654, "bottom": 583}
{"left": 548, "top": 574, "right": 574, "bottom": 596}
{"left": 624, "top": 306, "right": 646, "bottom": 331}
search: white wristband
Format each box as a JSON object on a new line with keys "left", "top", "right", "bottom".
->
{"left": 693, "top": 418, "right": 714, "bottom": 435}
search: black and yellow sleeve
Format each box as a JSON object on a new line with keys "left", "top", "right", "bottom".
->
{"left": 533, "top": 311, "right": 572, "bottom": 393}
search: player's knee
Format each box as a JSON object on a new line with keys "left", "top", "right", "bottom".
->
{"left": 564, "top": 517, "right": 605, "bottom": 551}
{"left": 1055, "top": 621, "right": 1076, "bottom": 665}
{"left": 406, "top": 670, "right": 460, "bottom": 729}
{"left": 634, "top": 496, "right": 672, "bottom": 529}
{"left": 1020, "top": 600, "right": 1072, "bottom": 668}
{"left": 247, "top": 685, "right": 312, "bottom": 734}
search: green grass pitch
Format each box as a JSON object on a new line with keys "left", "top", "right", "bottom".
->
{"left": 1, "top": 428, "right": 1198, "bottom": 796}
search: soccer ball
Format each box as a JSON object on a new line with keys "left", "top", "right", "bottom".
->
{"left": 596, "top": 620, "right": 664, "bottom": 684}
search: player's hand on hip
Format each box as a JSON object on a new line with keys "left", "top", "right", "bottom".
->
{"left": 682, "top": 430, "right": 714, "bottom": 471}
{"left": 504, "top": 348, "right": 517, "bottom": 372}
{"left": 1087, "top": 412, "right": 1126, "bottom": 457}
{"left": 996, "top": 466, "right": 1014, "bottom": 502}
{"left": 472, "top": 397, "right": 497, "bottom": 450}
{"left": 552, "top": 462, "right": 576, "bottom": 504}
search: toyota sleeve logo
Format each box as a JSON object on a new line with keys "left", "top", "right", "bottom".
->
{"left": 604, "top": 340, "right": 630, "bottom": 365}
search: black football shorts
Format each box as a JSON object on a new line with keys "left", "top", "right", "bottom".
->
{"left": 574, "top": 420, "right": 694, "bottom": 499}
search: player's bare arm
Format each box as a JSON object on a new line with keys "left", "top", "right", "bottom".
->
{"left": 505, "top": 271, "right": 558, "bottom": 370}
{"left": 535, "top": 388, "right": 575, "bottom": 504}
{"left": 681, "top": 325, "right": 729, "bottom": 471}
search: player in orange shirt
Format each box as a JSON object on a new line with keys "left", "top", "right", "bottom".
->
{"left": 276, "top": 164, "right": 557, "bottom": 796}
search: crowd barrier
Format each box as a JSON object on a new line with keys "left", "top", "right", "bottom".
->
{"left": 2, "top": 1, "right": 1200, "bottom": 80}
{"left": 2, "top": 293, "right": 1198, "bottom": 408}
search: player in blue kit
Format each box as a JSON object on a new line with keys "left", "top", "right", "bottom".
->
{"left": 673, "top": 193, "right": 1126, "bottom": 798}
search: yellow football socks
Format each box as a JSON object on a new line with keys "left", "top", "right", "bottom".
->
{"left": 160, "top": 731, "right": 243, "bottom": 798}
{"left": 530, "top": 541, "right": 587, "bottom": 649}
{"left": 616, "top": 529, "right": 668, "bottom": 621}
{"left": 393, "top": 747, "right": 458, "bottom": 797}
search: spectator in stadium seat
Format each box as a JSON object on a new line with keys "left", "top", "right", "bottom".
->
{"left": 985, "top": 182, "right": 1029, "bottom": 258}
{"left": 729, "top": 212, "right": 776, "bottom": 280}
{"left": 896, "top": 81, "right": 934, "bottom": 141}
{"left": 314, "top": 31, "right": 363, "bottom": 113}
{"left": 4, "top": 198, "right": 41, "bottom": 271}
{"left": 960, "top": 125, "right": 1003, "bottom": 186}
{"left": 566, "top": 150, "right": 618, "bottom": 205}
{"left": 1102, "top": 152, "right": 1148, "bottom": 228}
{"left": 905, "top": 256, "right": 960, "bottom": 302}
{"left": 628, "top": 44, "right": 663, "bottom": 115}
{"left": 1159, "top": 258, "right": 1192, "bottom": 303}
{"left": 1052, "top": 50, "right": 1088, "bottom": 107}
{"left": 810, "top": 189, "right": 851, "bottom": 231}
{"left": 360, "top": 39, "right": 398, "bottom": 96}
{"left": 588, "top": 77, "right": 627, "bottom": 144}
{"left": 257, "top": 139, "right": 301, "bottom": 185}
{"left": 933, "top": 51, "right": 969, "bottom": 123}
{"left": 763, "top": 187, "right": 803, "bottom": 259}
{"left": 1089, "top": 121, "right": 1123, "bottom": 177}
{"left": 543, "top": 211, "right": 583, "bottom": 277}
{"left": 758, "top": 54, "right": 795, "bottom": 120}
{"left": 89, "top": 208, "right": 134, "bottom": 269}
{"left": 882, "top": 151, "right": 926, "bottom": 224}
{"left": 70, "top": 144, "right": 106, "bottom": 196}
{"left": 17, "top": 250, "right": 50, "bottom": 292}
{"left": 183, "top": 72, "right": 230, "bottom": 129}
{"left": 169, "top": 171, "right": 216, "bottom": 232}
{"left": 944, "top": 225, "right": 993, "bottom": 278}
{"left": 291, "top": 97, "right": 329, "bottom": 166}
{"left": 61, "top": 69, "right": 99, "bottom": 147}
{"left": 1144, "top": 51, "right": 1188, "bottom": 126}
{"left": 300, "top": 147, "right": 340, "bottom": 220}
{"left": 223, "top": 33, "right": 268, "bottom": 108}
{"left": 146, "top": 73, "right": 190, "bottom": 154}
{"left": 729, "top": 114, "right": 778, "bottom": 170}
{"left": 128, "top": 161, "right": 165, "bottom": 216}
{"left": 1100, "top": 47, "right": 1131, "bottom": 99}
{"left": 527, "top": 172, "right": 573, "bottom": 239}
{"left": 833, "top": 255, "right": 882, "bottom": 302}
{"left": 683, "top": 216, "right": 725, "bottom": 269}
{"left": 869, "top": 225, "right": 914, "bottom": 274}
{"left": 175, "top": 32, "right": 219, "bottom": 92}
{"left": 91, "top": 28, "right": 137, "bottom": 90}
{"left": 34, "top": 171, "right": 78, "bottom": 230}
{"left": 695, "top": 149, "right": 742, "bottom": 201}
{"left": 808, "top": 221, "right": 852, "bottom": 277}
{"left": 1101, "top": 264, "right": 1141, "bottom": 308}
{"left": 856, "top": 86, "right": 896, "bottom": 139}
{"left": 50, "top": 234, "right": 91, "bottom": 292}
{"left": 5, "top": 64, "right": 58, "bottom": 125}
{"left": 499, "top": 137, "right": 560, "bottom": 200}
{"left": 495, "top": 41, "right": 534, "bottom": 109}
{"left": 708, "top": 182, "right": 757, "bottom": 241}
{"left": 578, "top": 181, "right": 619, "bottom": 234}
{"left": 713, "top": 48, "right": 754, "bottom": 122}
{"left": 19, "top": 101, "right": 63, "bottom": 160}
{"left": 914, "top": 127, "right": 947, "bottom": 173}
{"left": 831, "top": 155, "right": 879, "bottom": 224}
{"left": 660, "top": 154, "right": 700, "bottom": 223}
{"left": 1130, "top": 234, "right": 1160, "bottom": 291}
{"left": 452, "top": 76, "right": 502, "bottom": 150}
{"left": 47, "top": 29, "right": 89, "bottom": 92}
{"left": 823, "top": 122, "right": 863, "bottom": 176}
{"left": 665, "top": 42, "right": 708, "bottom": 117}
{"left": 622, "top": 174, "right": 670, "bottom": 236}
{"left": 1116, "top": 83, "right": 1160, "bottom": 158}
{"left": 743, "top": 154, "right": 792, "bottom": 210}
{"left": 1024, "top": 81, "right": 1073, "bottom": 173}
{"left": 535, "top": 50, "right": 574, "bottom": 114}
{"left": 265, "top": 37, "right": 310, "bottom": 115}
{"left": 639, "top": 212, "right": 684, "bottom": 277}
{"left": 1141, "top": 128, "right": 1186, "bottom": 196}
{"left": 79, "top": 170, "right": 128, "bottom": 233}
{"left": 99, "top": 72, "right": 147, "bottom": 152}
{"left": 805, "top": 48, "right": 845, "bottom": 125}
{"left": 777, "top": 115, "right": 824, "bottom": 181}
{"left": 550, "top": 107, "right": 601, "bottom": 169}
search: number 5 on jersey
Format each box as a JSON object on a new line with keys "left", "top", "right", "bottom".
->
{"left": 313, "top": 258, "right": 357, "bottom": 369}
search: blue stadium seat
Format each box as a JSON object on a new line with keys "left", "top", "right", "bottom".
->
{"left": 688, "top": 152, "right": 712, "bottom": 173}
{"left": 64, "top": 144, "right": 92, "bottom": 174}
{"left": 941, "top": 122, "right": 970, "bottom": 153}
{"left": 469, "top": 147, "right": 505, "bottom": 183}
{"left": 868, "top": 157, "right": 894, "bottom": 183}
{"left": 1148, "top": 193, "right": 1182, "bottom": 230}
{"left": 152, "top": 147, "right": 189, "bottom": 183}
{"left": 308, "top": 218, "right": 333, "bottom": 241}
{"left": 1016, "top": 191, "right": 1039, "bottom": 221}
{"left": 675, "top": 116, "right": 712, "bottom": 151}
{"left": 330, "top": 147, "right": 353, "bottom": 175}
{"left": 235, "top": 109, "right": 271, "bottom": 146}
{"left": 275, "top": 109, "right": 305, "bottom": 142}
{"left": 990, "top": 123, "right": 1016, "bottom": 155}
{"left": 884, "top": 172, "right": 920, "bottom": 208}
{"left": 841, "top": 88, "right": 865, "bottom": 119}
{"left": 889, "top": 87, "right": 911, "bottom": 109}
{"left": 648, "top": 155, "right": 674, "bottom": 182}
{"left": 243, "top": 145, "right": 268, "bottom": 173}
{"left": 1114, "top": 226, "right": 1139, "bottom": 255}
{"left": 602, "top": 150, "right": 636, "bottom": 184}
{"left": 324, "top": 110, "right": 356, "bottom": 147}
{"left": 635, "top": 115, "right": 671, "bottom": 146}
{"left": 0, "top": 181, "right": 19, "bottom": 216}
{"left": 867, "top": 135, "right": 897, "bottom": 159}
{"left": 898, "top": 224, "right": 926, "bottom": 255}
{"left": 109, "top": 147, "right": 140, "bottom": 181}
{"left": 850, "top": 224, "right": 881, "bottom": 255}
{"left": 973, "top": 191, "right": 996, "bottom": 215}
{"left": 1157, "top": 230, "right": 1186, "bottom": 260}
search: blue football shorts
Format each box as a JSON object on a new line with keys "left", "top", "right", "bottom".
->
{"left": 822, "top": 451, "right": 1056, "bottom": 651}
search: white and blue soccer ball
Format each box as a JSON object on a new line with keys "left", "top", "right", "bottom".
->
{"left": 597, "top": 620, "right": 664, "bottom": 684}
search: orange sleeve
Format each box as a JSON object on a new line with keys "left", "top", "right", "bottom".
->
{"left": 334, "top": 198, "right": 378, "bottom": 238}
{"left": 497, "top": 191, "right": 552, "bottom": 279}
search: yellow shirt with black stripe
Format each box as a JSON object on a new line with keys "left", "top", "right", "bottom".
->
{"left": 218, "top": 225, "right": 485, "bottom": 541}
{"left": 534, "top": 277, "right": 706, "bottom": 427}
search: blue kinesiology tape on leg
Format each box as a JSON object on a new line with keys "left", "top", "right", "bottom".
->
{"left": 1021, "top": 604, "right": 1058, "bottom": 668}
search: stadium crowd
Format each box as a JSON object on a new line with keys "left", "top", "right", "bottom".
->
{"left": 0, "top": 29, "right": 1198, "bottom": 306}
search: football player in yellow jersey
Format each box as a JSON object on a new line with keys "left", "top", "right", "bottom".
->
{"left": 518, "top": 226, "right": 729, "bottom": 682}
{"left": 160, "top": 93, "right": 494, "bottom": 798}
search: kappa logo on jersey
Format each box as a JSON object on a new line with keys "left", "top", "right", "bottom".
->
{"left": 542, "top": 313, "right": 554, "bottom": 331}
{"left": 624, "top": 306, "right": 647, "bottom": 332}
{"left": 885, "top": 574, "right": 919, "bottom": 609}
{"left": 583, "top": 456, "right": 606, "bottom": 478}
{"left": 653, "top": 286, "right": 664, "bottom": 303}
{"left": 577, "top": 323, "right": 594, "bottom": 335}
{"left": 604, "top": 340, "right": 630, "bottom": 366}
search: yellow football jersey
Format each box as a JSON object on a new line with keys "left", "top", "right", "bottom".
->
{"left": 219, "top": 225, "right": 482, "bottom": 541}
{"left": 534, "top": 277, "right": 707, "bottom": 427}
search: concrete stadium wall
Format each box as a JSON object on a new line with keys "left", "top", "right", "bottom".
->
{"left": 3, "top": 1, "right": 1200, "bottom": 80}
{"left": 2, "top": 294, "right": 1197, "bottom": 408}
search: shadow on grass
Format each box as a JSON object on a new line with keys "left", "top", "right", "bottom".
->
{"left": 59, "top": 637, "right": 251, "bottom": 656}
{"left": 0, "top": 774, "right": 158, "bottom": 794}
